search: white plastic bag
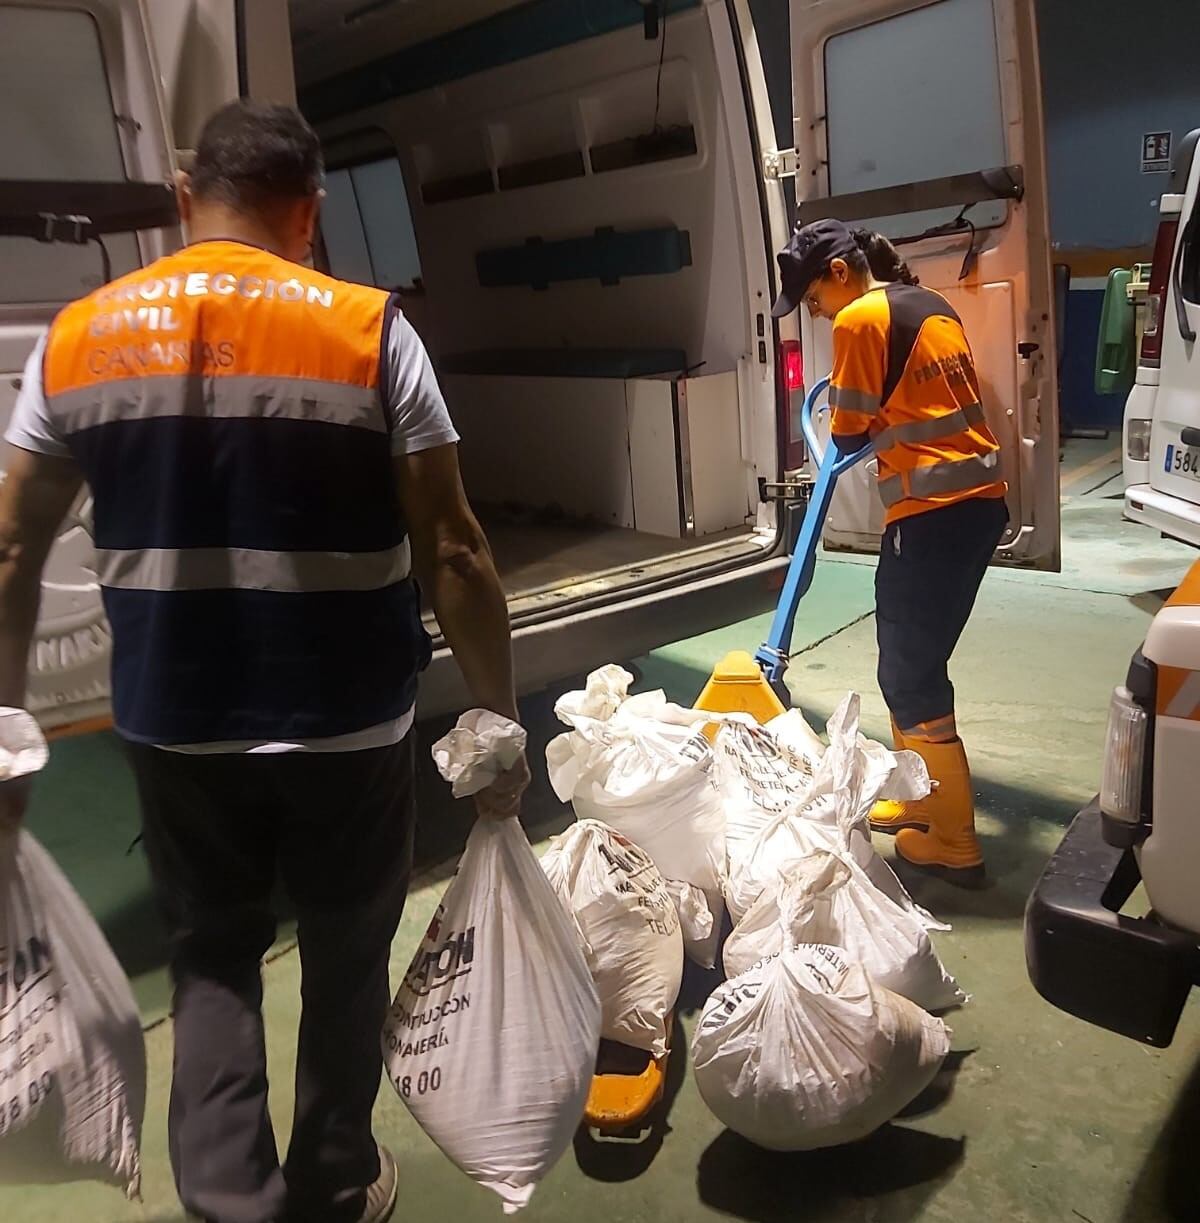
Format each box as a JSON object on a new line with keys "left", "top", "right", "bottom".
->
{"left": 542, "top": 821, "right": 682, "bottom": 1057}
{"left": 0, "top": 707, "right": 49, "bottom": 780}
{"left": 431, "top": 710, "right": 527, "bottom": 798}
{"left": 0, "top": 830, "right": 145, "bottom": 1193}
{"left": 383, "top": 818, "right": 600, "bottom": 1213}
{"left": 723, "top": 852, "right": 965, "bottom": 1011}
{"left": 692, "top": 942, "right": 950, "bottom": 1151}
{"left": 546, "top": 668, "right": 725, "bottom": 967}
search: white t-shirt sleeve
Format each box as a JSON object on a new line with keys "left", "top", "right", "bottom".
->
{"left": 5, "top": 333, "right": 72, "bottom": 459}
{"left": 384, "top": 310, "right": 459, "bottom": 455}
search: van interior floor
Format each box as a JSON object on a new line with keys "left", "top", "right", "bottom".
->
{"left": 476, "top": 508, "right": 761, "bottom": 605}
{"left": 10, "top": 438, "right": 1200, "bottom": 1223}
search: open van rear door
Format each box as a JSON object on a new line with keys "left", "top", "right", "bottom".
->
{"left": 788, "top": 0, "right": 1060, "bottom": 569}
{"left": 0, "top": 0, "right": 183, "bottom": 731}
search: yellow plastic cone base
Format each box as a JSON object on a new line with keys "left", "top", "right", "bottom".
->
{"left": 694, "top": 651, "right": 787, "bottom": 735}
{"left": 583, "top": 1055, "right": 667, "bottom": 1131}
{"left": 584, "top": 1020, "right": 673, "bottom": 1133}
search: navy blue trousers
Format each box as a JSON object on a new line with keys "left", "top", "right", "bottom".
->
{"left": 127, "top": 737, "right": 416, "bottom": 1223}
{"left": 875, "top": 495, "right": 1008, "bottom": 733}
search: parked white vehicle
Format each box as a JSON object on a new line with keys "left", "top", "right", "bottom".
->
{"left": 1122, "top": 127, "right": 1200, "bottom": 547}
{"left": 0, "top": 0, "right": 1059, "bottom": 731}
{"left": 1027, "top": 559, "right": 1200, "bottom": 1046}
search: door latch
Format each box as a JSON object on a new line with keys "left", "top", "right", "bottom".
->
{"left": 758, "top": 474, "right": 813, "bottom": 503}
{"left": 1017, "top": 341, "right": 1040, "bottom": 360}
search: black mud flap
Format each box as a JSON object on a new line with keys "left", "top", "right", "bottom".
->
{"left": 1024, "top": 800, "right": 1200, "bottom": 1047}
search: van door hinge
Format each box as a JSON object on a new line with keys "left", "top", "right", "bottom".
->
{"left": 762, "top": 148, "right": 799, "bottom": 181}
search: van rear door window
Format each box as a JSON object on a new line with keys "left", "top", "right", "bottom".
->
{"left": 823, "top": 0, "right": 1007, "bottom": 237}
{"left": 0, "top": 5, "right": 139, "bottom": 304}
{"left": 322, "top": 155, "right": 423, "bottom": 291}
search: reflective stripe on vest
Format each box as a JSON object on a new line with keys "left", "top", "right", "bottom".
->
{"left": 878, "top": 449, "right": 1001, "bottom": 508}
{"left": 94, "top": 542, "right": 412, "bottom": 593}
{"left": 47, "top": 374, "right": 389, "bottom": 436}
{"left": 828, "top": 385, "right": 882, "bottom": 416}
{"left": 870, "top": 401, "right": 988, "bottom": 457}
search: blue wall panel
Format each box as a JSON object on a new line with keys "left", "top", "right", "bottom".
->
{"left": 1037, "top": 0, "right": 1200, "bottom": 252}
{"left": 301, "top": 0, "right": 701, "bottom": 123}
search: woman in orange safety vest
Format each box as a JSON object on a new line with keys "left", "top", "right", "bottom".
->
{"left": 772, "top": 218, "right": 1008, "bottom": 886}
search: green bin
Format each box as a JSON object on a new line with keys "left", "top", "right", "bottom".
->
{"left": 1094, "top": 267, "right": 1135, "bottom": 397}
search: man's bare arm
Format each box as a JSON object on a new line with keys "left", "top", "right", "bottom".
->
{"left": 398, "top": 443, "right": 515, "bottom": 720}
{"left": 396, "top": 444, "right": 527, "bottom": 817}
{"left": 0, "top": 445, "right": 82, "bottom": 708}
{"left": 0, "top": 445, "right": 82, "bottom": 830}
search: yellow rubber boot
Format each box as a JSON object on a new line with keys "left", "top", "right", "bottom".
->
{"left": 894, "top": 738, "right": 985, "bottom": 887}
{"left": 869, "top": 720, "right": 930, "bottom": 834}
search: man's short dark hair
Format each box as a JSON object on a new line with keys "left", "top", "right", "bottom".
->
{"left": 190, "top": 100, "right": 323, "bottom": 210}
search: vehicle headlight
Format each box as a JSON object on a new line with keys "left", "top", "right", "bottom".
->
{"left": 1099, "top": 685, "right": 1148, "bottom": 825}
{"left": 1127, "top": 419, "right": 1152, "bottom": 463}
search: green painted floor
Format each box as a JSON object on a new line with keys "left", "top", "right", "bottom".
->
{"left": 5, "top": 441, "right": 1200, "bottom": 1222}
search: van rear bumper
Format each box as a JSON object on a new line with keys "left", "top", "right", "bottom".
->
{"left": 1025, "top": 799, "right": 1200, "bottom": 1047}
{"left": 418, "top": 553, "right": 788, "bottom": 717}
{"left": 1125, "top": 483, "right": 1200, "bottom": 547}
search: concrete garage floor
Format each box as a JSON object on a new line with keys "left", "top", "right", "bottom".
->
{"left": 4, "top": 441, "right": 1200, "bottom": 1223}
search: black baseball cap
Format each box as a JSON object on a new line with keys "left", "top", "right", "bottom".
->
{"left": 770, "top": 218, "right": 859, "bottom": 318}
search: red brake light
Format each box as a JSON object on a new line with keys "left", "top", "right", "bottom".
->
{"left": 1139, "top": 216, "right": 1180, "bottom": 364}
{"left": 781, "top": 339, "right": 803, "bottom": 392}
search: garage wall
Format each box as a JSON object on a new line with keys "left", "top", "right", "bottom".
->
{"left": 1038, "top": 0, "right": 1200, "bottom": 430}
{"left": 1039, "top": 0, "right": 1199, "bottom": 258}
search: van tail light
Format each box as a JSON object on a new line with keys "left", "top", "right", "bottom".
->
{"left": 1139, "top": 216, "right": 1180, "bottom": 365}
{"left": 779, "top": 340, "right": 805, "bottom": 471}
{"left": 1126, "top": 419, "right": 1152, "bottom": 462}
{"left": 780, "top": 340, "right": 803, "bottom": 393}
{"left": 1099, "top": 685, "right": 1148, "bottom": 827}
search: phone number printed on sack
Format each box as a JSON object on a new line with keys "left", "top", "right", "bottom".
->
{"left": 394, "top": 1067, "right": 443, "bottom": 1100}
{"left": 0, "top": 1071, "right": 54, "bottom": 1139}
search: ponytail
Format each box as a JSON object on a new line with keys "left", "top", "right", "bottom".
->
{"left": 851, "top": 227, "right": 919, "bottom": 286}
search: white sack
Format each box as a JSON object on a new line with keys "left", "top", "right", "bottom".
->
{"left": 764, "top": 708, "right": 827, "bottom": 774}
{"left": 692, "top": 943, "right": 950, "bottom": 1151}
{"left": 384, "top": 819, "right": 600, "bottom": 1213}
{"left": 665, "top": 880, "right": 714, "bottom": 949}
{"left": 546, "top": 668, "right": 725, "bottom": 967}
{"left": 723, "top": 694, "right": 937, "bottom": 923}
{"left": 542, "top": 821, "right": 682, "bottom": 1057}
{"left": 723, "top": 853, "right": 965, "bottom": 1011}
{"left": 0, "top": 830, "right": 145, "bottom": 1193}
{"left": 431, "top": 711, "right": 527, "bottom": 799}
{"left": 712, "top": 718, "right": 818, "bottom": 870}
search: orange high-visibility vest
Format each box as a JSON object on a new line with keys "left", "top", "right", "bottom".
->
{"left": 828, "top": 283, "right": 1007, "bottom": 525}
{"left": 41, "top": 240, "right": 430, "bottom": 744}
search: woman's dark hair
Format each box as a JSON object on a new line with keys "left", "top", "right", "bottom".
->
{"left": 846, "top": 228, "right": 920, "bottom": 286}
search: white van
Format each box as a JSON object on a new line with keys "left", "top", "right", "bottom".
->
{"left": 0, "top": 0, "right": 1060, "bottom": 731}
{"left": 1122, "top": 127, "right": 1200, "bottom": 547}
